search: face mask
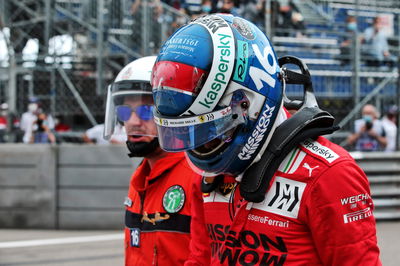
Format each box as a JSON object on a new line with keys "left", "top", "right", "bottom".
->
{"left": 363, "top": 115, "right": 373, "bottom": 123}
{"left": 347, "top": 22, "right": 357, "bottom": 31}
{"left": 28, "top": 103, "right": 38, "bottom": 113}
{"left": 202, "top": 5, "right": 211, "bottom": 13}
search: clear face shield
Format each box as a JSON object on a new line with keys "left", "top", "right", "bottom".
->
{"left": 104, "top": 81, "right": 157, "bottom": 140}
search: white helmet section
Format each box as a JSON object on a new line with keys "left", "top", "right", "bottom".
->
{"left": 104, "top": 56, "right": 157, "bottom": 140}
{"left": 114, "top": 56, "right": 157, "bottom": 83}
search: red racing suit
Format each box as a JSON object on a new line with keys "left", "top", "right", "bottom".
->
{"left": 124, "top": 152, "right": 201, "bottom": 265}
{"left": 187, "top": 136, "right": 381, "bottom": 265}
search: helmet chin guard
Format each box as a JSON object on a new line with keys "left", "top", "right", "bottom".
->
{"left": 239, "top": 56, "right": 339, "bottom": 202}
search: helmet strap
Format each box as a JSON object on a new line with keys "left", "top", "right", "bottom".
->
{"left": 126, "top": 138, "right": 160, "bottom": 158}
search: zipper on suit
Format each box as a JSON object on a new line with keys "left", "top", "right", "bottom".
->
{"left": 152, "top": 245, "right": 158, "bottom": 265}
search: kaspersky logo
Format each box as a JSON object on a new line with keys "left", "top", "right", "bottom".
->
{"left": 198, "top": 33, "right": 233, "bottom": 109}
{"left": 186, "top": 15, "right": 235, "bottom": 115}
{"left": 238, "top": 103, "right": 275, "bottom": 160}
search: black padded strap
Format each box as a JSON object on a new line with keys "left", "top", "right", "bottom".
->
{"left": 239, "top": 106, "right": 339, "bottom": 202}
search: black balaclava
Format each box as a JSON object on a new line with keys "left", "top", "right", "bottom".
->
{"left": 126, "top": 138, "right": 160, "bottom": 158}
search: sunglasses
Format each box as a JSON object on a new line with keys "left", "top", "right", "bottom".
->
{"left": 116, "top": 105, "right": 154, "bottom": 121}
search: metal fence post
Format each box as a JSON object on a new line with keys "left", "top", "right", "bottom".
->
{"left": 353, "top": 0, "right": 361, "bottom": 109}
{"left": 265, "top": 0, "right": 271, "bottom": 36}
{"left": 397, "top": 13, "right": 400, "bottom": 150}
{"left": 141, "top": 0, "right": 150, "bottom": 56}
{"left": 96, "top": 0, "right": 105, "bottom": 95}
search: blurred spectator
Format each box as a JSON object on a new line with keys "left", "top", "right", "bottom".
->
{"left": 362, "top": 16, "right": 396, "bottom": 68}
{"left": 54, "top": 115, "right": 71, "bottom": 132}
{"left": 381, "top": 105, "right": 398, "bottom": 152}
{"left": 83, "top": 123, "right": 126, "bottom": 145}
{"left": 180, "top": 0, "right": 203, "bottom": 19}
{"left": 241, "top": 0, "right": 265, "bottom": 32}
{"left": 20, "top": 98, "right": 40, "bottom": 143}
{"left": 0, "top": 103, "right": 8, "bottom": 143}
{"left": 339, "top": 15, "right": 358, "bottom": 66}
{"left": 275, "top": 0, "right": 306, "bottom": 37}
{"left": 347, "top": 104, "right": 387, "bottom": 151}
{"left": 218, "top": 0, "right": 240, "bottom": 17}
{"left": 161, "top": 0, "right": 181, "bottom": 10}
{"left": 31, "top": 112, "right": 56, "bottom": 144}
{"left": 20, "top": 98, "right": 55, "bottom": 143}
{"left": 201, "top": 0, "right": 212, "bottom": 15}
{"left": 131, "top": 0, "right": 163, "bottom": 18}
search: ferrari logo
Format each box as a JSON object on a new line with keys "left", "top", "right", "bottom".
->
{"left": 199, "top": 115, "right": 205, "bottom": 123}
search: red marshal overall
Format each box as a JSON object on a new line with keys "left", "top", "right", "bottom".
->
{"left": 187, "top": 137, "right": 381, "bottom": 266}
{"left": 124, "top": 152, "right": 201, "bottom": 266}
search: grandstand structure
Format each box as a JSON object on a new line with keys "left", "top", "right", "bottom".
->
{"left": 0, "top": 0, "right": 399, "bottom": 139}
{"left": 0, "top": 0, "right": 189, "bottom": 134}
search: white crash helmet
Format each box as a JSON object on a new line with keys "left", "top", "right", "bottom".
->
{"left": 104, "top": 56, "right": 157, "bottom": 139}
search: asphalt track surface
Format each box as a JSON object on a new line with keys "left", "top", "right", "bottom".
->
{"left": 0, "top": 221, "right": 399, "bottom": 265}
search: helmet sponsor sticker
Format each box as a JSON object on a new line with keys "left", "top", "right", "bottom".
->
{"left": 163, "top": 185, "right": 185, "bottom": 213}
{"left": 233, "top": 40, "right": 249, "bottom": 82}
{"left": 154, "top": 106, "right": 232, "bottom": 127}
{"left": 301, "top": 139, "right": 339, "bottom": 163}
{"left": 253, "top": 176, "right": 306, "bottom": 219}
{"left": 121, "top": 67, "right": 133, "bottom": 80}
{"left": 232, "top": 17, "right": 256, "bottom": 40}
{"left": 185, "top": 15, "right": 235, "bottom": 115}
{"left": 238, "top": 103, "right": 275, "bottom": 160}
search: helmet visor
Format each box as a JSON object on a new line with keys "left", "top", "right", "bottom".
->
{"left": 154, "top": 106, "right": 245, "bottom": 152}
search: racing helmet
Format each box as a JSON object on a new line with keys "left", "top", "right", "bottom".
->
{"left": 152, "top": 14, "right": 287, "bottom": 176}
{"left": 104, "top": 56, "right": 157, "bottom": 140}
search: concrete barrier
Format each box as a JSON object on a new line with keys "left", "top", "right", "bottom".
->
{"left": 1, "top": 145, "right": 399, "bottom": 229}
{"left": 0, "top": 144, "right": 141, "bottom": 229}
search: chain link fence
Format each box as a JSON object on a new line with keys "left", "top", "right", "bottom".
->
{"left": 0, "top": 0, "right": 399, "bottom": 148}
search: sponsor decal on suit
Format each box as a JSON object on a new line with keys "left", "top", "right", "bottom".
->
{"left": 253, "top": 176, "right": 306, "bottom": 219}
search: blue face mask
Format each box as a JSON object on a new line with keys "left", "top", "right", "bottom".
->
{"left": 202, "top": 5, "right": 211, "bottom": 13}
{"left": 347, "top": 22, "right": 357, "bottom": 32}
{"left": 363, "top": 115, "right": 373, "bottom": 123}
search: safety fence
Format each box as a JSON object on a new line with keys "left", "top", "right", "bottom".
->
{"left": 0, "top": 0, "right": 399, "bottom": 148}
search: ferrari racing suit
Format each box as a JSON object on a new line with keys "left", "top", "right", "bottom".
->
{"left": 189, "top": 136, "right": 381, "bottom": 265}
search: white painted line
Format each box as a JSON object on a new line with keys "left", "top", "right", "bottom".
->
{"left": 0, "top": 233, "right": 124, "bottom": 249}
